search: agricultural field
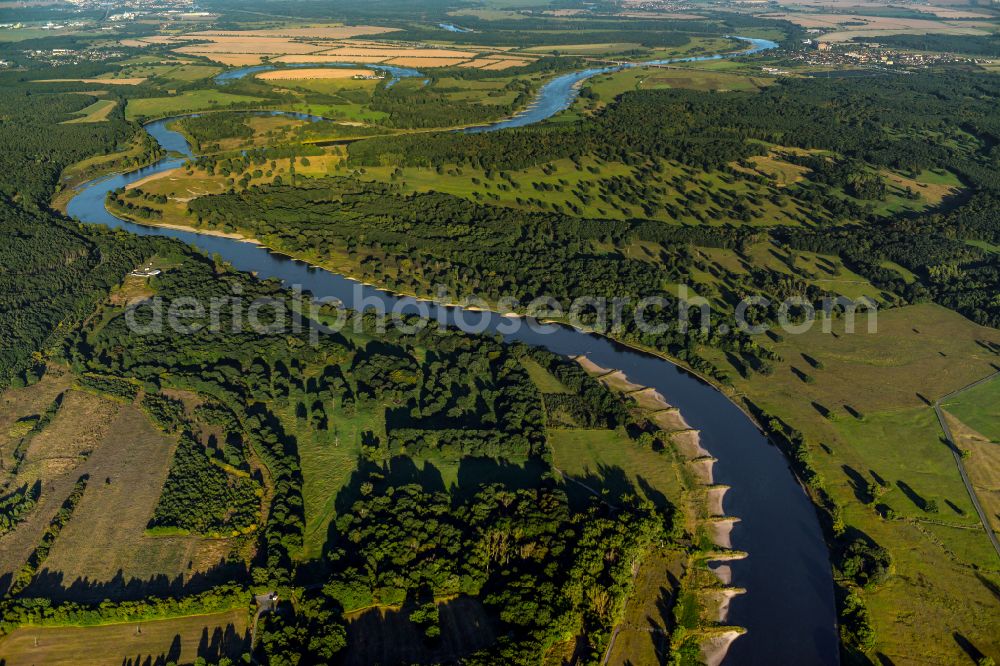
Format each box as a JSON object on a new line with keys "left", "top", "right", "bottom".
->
{"left": 943, "top": 375, "right": 1000, "bottom": 444}
{"left": 0, "top": 607, "right": 250, "bottom": 666}
{"left": 257, "top": 68, "right": 377, "bottom": 80}
{"left": 142, "top": 27, "right": 534, "bottom": 69}
{"left": 761, "top": 10, "right": 994, "bottom": 42}
{"left": 943, "top": 411, "right": 1000, "bottom": 535}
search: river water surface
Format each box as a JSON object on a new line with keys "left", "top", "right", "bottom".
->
{"left": 67, "top": 37, "right": 837, "bottom": 664}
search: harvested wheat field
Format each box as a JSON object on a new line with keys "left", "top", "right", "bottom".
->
{"left": 385, "top": 56, "right": 470, "bottom": 67}
{"left": 275, "top": 53, "right": 388, "bottom": 64}
{"left": 0, "top": 608, "right": 251, "bottom": 666}
{"left": 321, "top": 46, "right": 479, "bottom": 58}
{"left": 478, "top": 59, "right": 532, "bottom": 70}
{"left": 201, "top": 53, "right": 267, "bottom": 66}
{"left": 175, "top": 38, "right": 326, "bottom": 55}
{"left": 192, "top": 25, "right": 394, "bottom": 40}
{"left": 257, "top": 68, "right": 375, "bottom": 80}
{"left": 763, "top": 12, "right": 992, "bottom": 41}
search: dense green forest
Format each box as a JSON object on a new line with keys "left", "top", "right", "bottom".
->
{"left": 10, "top": 242, "right": 676, "bottom": 663}
{"left": 1, "top": 6, "right": 999, "bottom": 662}
{"left": 0, "top": 87, "right": 133, "bottom": 207}
{"left": 186, "top": 176, "right": 779, "bottom": 383}
{"left": 344, "top": 72, "right": 1000, "bottom": 328}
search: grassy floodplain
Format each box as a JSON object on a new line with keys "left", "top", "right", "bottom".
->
{"left": 702, "top": 303, "right": 1000, "bottom": 662}
{"left": 0, "top": 607, "right": 250, "bottom": 665}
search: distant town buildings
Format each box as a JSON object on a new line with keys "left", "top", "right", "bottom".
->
{"left": 787, "top": 41, "right": 992, "bottom": 71}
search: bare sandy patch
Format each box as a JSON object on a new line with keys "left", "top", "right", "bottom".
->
{"left": 689, "top": 455, "right": 716, "bottom": 485}
{"left": 701, "top": 629, "right": 744, "bottom": 666}
{"left": 599, "top": 369, "right": 645, "bottom": 393}
{"left": 572, "top": 355, "right": 611, "bottom": 375}
{"left": 704, "top": 587, "right": 745, "bottom": 622}
{"left": 650, "top": 407, "right": 690, "bottom": 432}
{"left": 706, "top": 485, "right": 729, "bottom": 517}
{"left": 671, "top": 429, "right": 710, "bottom": 458}
{"left": 710, "top": 563, "right": 732, "bottom": 584}
{"left": 257, "top": 68, "right": 375, "bottom": 80}
{"left": 707, "top": 517, "right": 740, "bottom": 549}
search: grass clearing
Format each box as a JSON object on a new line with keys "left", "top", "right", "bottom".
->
{"left": 0, "top": 607, "right": 250, "bottom": 666}
{"left": 61, "top": 99, "right": 117, "bottom": 124}
{"left": 521, "top": 357, "right": 571, "bottom": 393}
{"left": 605, "top": 550, "right": 685, "bottom": 666}
{"left": 549, "top": 428, "right": 683, "bottom": 510}
{"left": 294, "top": 399, "right": 382, "bottom": 561}
{"left": 343, "top": 596, "right": 495, "bottom": 666}
{"left": 125, "top": 90, "right": 266, "bottom": 121}
{"left": 703, "top": 302, "right": 1000, "bottom": 661}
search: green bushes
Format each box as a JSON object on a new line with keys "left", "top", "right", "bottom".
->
{"left": 0, "top": 481, "right": 41, "bottom": 537}
{"left": 149, "top": 434, "right": 259, "bottom": 536}
{"left": 140, "top": 391, "right": 187, "bottom": 432}
{"left": 76, "top": 373, "right": 139, "bottom": 402}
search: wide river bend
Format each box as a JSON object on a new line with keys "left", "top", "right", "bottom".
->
{"left": 66, "top": 36, "right": 837, "bottom": 664}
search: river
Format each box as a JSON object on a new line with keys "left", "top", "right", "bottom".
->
{"left": 66, "top": 36, "right": 837, "bottom": 664}
{"left": 463, "top": 36, "right": 779, "bottom": 133}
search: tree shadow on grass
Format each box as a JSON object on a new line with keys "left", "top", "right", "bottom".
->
{"left": 895, "top": 480, "right": 927, "bottom": 511}
{"left": 453, "top": 456, "right": 548, "bottom": 504}
{"left": 562, "top": 463, "right": 634, "bottom": 511}
{"left": 975, "top": 572, "right": 1000, "bottom": 603}
{"left": 25, "top": 558, "right": 247, "bottom": 604}
{"left": 118, "top": 624, "right": 248, "bottom": 666}
{"left": 842, "top": 464, "right": 871, "bottom": 503}
{"left": 952, "top": 632, "right": 986, "bottom": 663}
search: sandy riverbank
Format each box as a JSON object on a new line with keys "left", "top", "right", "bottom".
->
{"left": 701, "top": 629, "right": 745, "bottom": 666}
